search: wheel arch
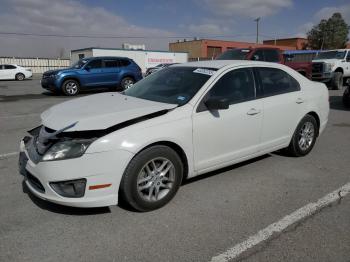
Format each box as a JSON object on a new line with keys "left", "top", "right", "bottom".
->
{"left": 306, "top": 111, "right": 320, "bottom": 136}
{"left": 136, "top": 141, "right": 189, "bottom": 180}
{"left": 334, "top": 67, "right": 344, "bottom": 74}
{"left": 61, "top": 76, "right": 81, "bottom": 87}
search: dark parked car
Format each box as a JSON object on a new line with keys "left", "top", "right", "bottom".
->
{"left": 41, "top": 56, "right": 143, "bottom": 96}
{"left": 216, "top": 47, "right": 312, "bottom": 79}
{"left": 145, "top": 63, "right": 178, "bottom": 76}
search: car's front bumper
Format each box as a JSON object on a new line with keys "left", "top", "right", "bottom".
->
{"left": 41, "top": 77, "right": 59, "bottom": 91}
{"left": 19, "top": 138, "right": 133, "bottom": 208}
{"left": 312, "top": 72, "right": 333, "bottom": 82}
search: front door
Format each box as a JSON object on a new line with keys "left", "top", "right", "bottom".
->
{"left": 192, "top": 68, "right": 263, "bottom": 172}
{"left": 80, "top": 59, "right": 105, "bottom": 87}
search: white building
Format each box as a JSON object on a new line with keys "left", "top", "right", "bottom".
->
{"left": 70, "top": 47, "right": 188, "bottom": 73}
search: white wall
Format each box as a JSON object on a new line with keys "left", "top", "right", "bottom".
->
{"left": 0, "top": 57, "right": 70, "bottom": 73}
{"left": 70, "top": 50, "right": 93, "bottom": 65}
{"left": 70, "top": 49, "right": 188, "bottom": 73}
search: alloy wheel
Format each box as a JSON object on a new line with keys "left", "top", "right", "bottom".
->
{"left": 298, "top": 122, "right": 315, "bottom": 151}
{"left": 137, "top": 157, "right": 175, "bottom": 202}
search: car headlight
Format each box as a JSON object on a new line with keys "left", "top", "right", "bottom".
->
{"left": 42, "top": 139, "right": 94, "bottom": 161}
{"left": 324, "top": 63, "right": 334, "bottom": 72}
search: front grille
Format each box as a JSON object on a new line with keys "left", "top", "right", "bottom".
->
{"left": 27, "top": 172, "right": 45, "bottom": 193}
{"left": 312, "top": 62, "right": 324, "bottom": 74}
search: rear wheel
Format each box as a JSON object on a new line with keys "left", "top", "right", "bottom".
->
{"left": 331, "top": 72, "right": 343, "bottom": 90}
{"left": 120, "top": 77, "right": 134, "bottom": 90}
{"left": 119, "top": 145, "right": 183, "bottom": 212}
{"left": 15, "top": 73, "right": 25, "bottom": 81}
{"left": 285, "top": 115, "right": 318, "bottom": 157}
{"left": 62, "top": 79, "right": 80, "bottom": 96}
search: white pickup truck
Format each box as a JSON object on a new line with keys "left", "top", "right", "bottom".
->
{"left": 312, "top": 49, "right": 350, "bottom": 90}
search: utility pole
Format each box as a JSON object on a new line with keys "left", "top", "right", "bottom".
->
{"left": 254, "top": 17, "right": 261, "bottom": 43}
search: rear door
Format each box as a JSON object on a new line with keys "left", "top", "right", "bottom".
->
{"left": 255, "top": 67, "right": 304, "bottom": 151}
{"left": 3, "top": 65, "right": 17, "bottom": 79}
{"left": 102, "top": 58, "right": 121, "bottom": 85}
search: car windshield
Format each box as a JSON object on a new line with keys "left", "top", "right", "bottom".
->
{"left": 71, "top": 59, "right": 89, "bottom": 69}
{"left": 315, "top": 51, "right": 346, "bottom": 60}
{"left": 216, "top": 49, "right": 251, "bottom": 60}
{"left": 124, "top": 66, "right": 216, "bottom": 105}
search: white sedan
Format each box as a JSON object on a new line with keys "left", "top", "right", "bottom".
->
{"left": 0, "top": 64, "right": 32, "bottom": 80}
{"left": 19, "top": 61, "right": 329, "bottom": 211}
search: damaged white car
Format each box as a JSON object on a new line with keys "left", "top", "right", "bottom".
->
{"left": 19, "top": 61, "right": 329, "bottom": 211}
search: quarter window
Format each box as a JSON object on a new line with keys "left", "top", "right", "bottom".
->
{"left": 119, "top": 59, "right": 131, "bottom": 67}
{"left": 206, "top": 68, "right": 256, "bottom": 105}
{"left": 257, "top": 67, "right": 300, "bottom": 97}
{"left": 264, "top": 50, "right": 280, "bottom": 62}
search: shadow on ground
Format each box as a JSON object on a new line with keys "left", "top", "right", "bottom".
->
{"left": 329, "top": 95, "right": 350, "bottom": 111}
{"left": 22, "top": 181, "right": 111, "bottom": 215}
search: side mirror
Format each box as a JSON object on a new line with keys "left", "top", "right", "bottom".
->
{"left": 205, "top": 97, "right": 229, "bottom": 110}
{"left": 84, "top": 66, "right": 91, "bottom": 71}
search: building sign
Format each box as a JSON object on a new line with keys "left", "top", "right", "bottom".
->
{"left": 145, "top": 53, "right": 175, "bottom": 68}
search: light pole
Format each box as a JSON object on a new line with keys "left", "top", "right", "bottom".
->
{"left": 254, "top": 17, "right": 261, "bottom": 43}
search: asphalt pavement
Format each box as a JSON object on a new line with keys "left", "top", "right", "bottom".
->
{"left": 0, "top": 78, "right": 349, "bottom": 262}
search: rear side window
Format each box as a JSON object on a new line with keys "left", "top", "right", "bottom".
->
{"left": 264, "top": 50, "right": 280, "bottom": 62}
{"left": 257, "top": 67, "right": 300, "bottom": 97}
{"left": 87, "top": 59, "right": 102, "bottom": 69}
{"left": 251, "top": 50, "right": 265, "bottom": 61}
{"left": 104, "top": 59, "right": 119, "bottom": 68}
{"left": 119, "top": 59, "right": 131, "bottom": 67}
{"left": 207, "top": 68, "right": 256, "bottom": 105}
{"left": 4, "top": 65, "right": 16, "bottom": 69}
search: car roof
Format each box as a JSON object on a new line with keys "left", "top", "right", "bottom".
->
{"left": 86, "top": 56, "right": 131, "bottom": 60}
{"left": 172, "top": 60, "right": 280, "bottom": 69}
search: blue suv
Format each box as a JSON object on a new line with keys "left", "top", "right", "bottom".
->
{"left": 41, "top": 56, "right": 143, "bottom": 96}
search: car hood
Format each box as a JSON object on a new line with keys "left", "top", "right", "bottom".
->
{"left": 44, "top": 68, "right": 75, "bottom": 75}
{"left": 41, "top": 93, "right": 177, "bottom": 131}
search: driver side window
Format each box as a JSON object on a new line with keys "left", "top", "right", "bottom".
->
{"left": 87, "top": 59, "right": 102, "bottom": 69}
{"left": 200, "top": 68, "right": 256, "bottom": 111}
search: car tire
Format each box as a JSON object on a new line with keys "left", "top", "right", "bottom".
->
{"left": 284, "top": 115, "right": 318, "bottom": 157}
{"left": 343, "top": 87, "right": 350, "bottom": 108}
{"left": 62, "top": 79, "right": 80, "bottom": 96}
{"left": 120, "top": 77, "right": 134, "bottom": 90}
{"left": 331, "top": 72, "right": 343, "bottom": 90}
{"left": 119, "top": 145, "right": 183, "bottom": 212}
{"left": 15, "top": 73, "right": 25, "bottom": 81}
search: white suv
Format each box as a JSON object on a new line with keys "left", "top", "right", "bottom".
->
{"left": 312, "top": 49, "right": 350, "bottom": 90}
{"left": 0, "top": 64, "right": 32, "bottom": 80}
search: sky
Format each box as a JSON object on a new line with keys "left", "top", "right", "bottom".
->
{"left": 0, "top": 0, "right": 349, "bottom": 58}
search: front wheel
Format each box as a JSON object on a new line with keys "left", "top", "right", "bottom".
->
{"left": 285, "top": 115, "right": 318, "bottom": 157}
{"left": 120, "top": 77, "right": 134, "bottom": 90}
{"left": 331, "top": 72, "right": 343, "bottom": 90}
{"left": 119, "top": 145, "right": 183, "bottom": 212}
{"left": 62, "top": 79, "right": 80, "bottom": 96}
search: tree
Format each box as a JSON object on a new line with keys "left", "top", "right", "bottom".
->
{"left": 307, "top": 13, "right": 349, "bottom": 50}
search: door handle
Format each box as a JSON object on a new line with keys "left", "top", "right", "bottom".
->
{"left": 247, "top": 108, "right": 261, "bottom": 116}
{"left": 296, "top": 98, "right": 304, "bottom": 104}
